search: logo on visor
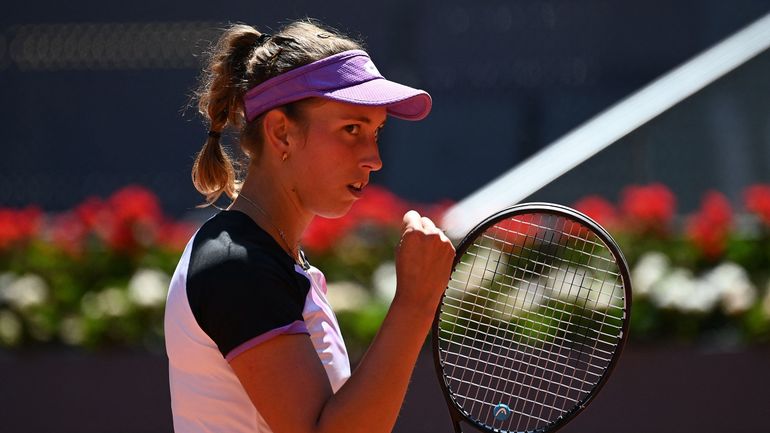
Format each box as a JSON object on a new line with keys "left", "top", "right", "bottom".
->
{"left": 364, "top": 60, "right": 380, "bottom": 76}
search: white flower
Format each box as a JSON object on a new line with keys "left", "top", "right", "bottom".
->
{"left": 0, "top": 310, "right": 22, "bottom": 345}
{"left": 326, "top": 281, "right": 371, "bottom": 312}
{"left": 683, "top": 277, "right": 721, "bottom": 313}
{"left": 648, "top": 263, "right": 758, "bottom": 315}
{"left": 631, "top": 252, "right": 670, "bottom": 297}
{"left": 81, "top": 287, "right": 130, "bottom": 318}
{"left": 127, "top": 268, "right": 170, "bottom": 308}
{"left": 99, "top": 287, "right": 131, "bottom": 317}
{"left": 705, "top": 262, "right": 757, "bottom": 315}
{"left": 60, "top": 315, "right": 85, "bottom": 345}
{"left": 372, "top": 261, "right": 397, "bottom": 304}
{"left": 0, "top": 273, "right": 48, "bottom": 310}
{"left": 650, "top": 268, "right": 721, "bottom": 313}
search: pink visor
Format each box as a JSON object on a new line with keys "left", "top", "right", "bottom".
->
{"left": 243, "top": 50, "right": 432, "bottom": 122}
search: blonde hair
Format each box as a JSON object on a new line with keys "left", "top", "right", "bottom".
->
{"left": 191, "top": 20, "right": 362, "bottom": 206}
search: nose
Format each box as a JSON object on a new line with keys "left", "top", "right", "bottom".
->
{"left": 360, "top": 139, "right": 383, "bottom": 172}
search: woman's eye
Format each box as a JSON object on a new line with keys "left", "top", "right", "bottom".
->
{"left": 375, "top": 126, "right": 384, "bottom": 142}
{"left": 345, "top": 124, "right": 360, "bottom": 135}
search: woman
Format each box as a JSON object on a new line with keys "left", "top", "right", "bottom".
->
{"left": 164, "top": 20, "right": 455, "bottom": 433}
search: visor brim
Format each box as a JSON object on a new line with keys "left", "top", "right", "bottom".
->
{"left": 322, "top": 78, "right": 432, "bottom": 121}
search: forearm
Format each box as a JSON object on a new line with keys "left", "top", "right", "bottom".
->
{"left": 314, "top": 297, "right": 434, "bottom": 433}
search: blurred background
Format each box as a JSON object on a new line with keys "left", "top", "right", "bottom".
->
{"left": 2, "top": 1, "right": 770, "bottom": 432}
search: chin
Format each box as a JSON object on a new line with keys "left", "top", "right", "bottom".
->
{"left": 314, "top": 202, "right": 356, "bottom": 219}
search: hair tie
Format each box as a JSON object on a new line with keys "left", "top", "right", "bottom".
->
{"left": 256, "top": 33, "right": 271, "bottom": 46}
{"left": 208, "top": 130, "right": 221, "bottom": 139}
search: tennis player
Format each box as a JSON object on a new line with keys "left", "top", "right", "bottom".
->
{"left": 164, "top": 20, "right": 455, "bottom": 433}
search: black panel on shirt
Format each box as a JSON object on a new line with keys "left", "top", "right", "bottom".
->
{"left": 186, "top": 210, "right": 311, "bottom": 358}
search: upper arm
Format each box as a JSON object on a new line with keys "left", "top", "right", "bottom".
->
{"left": 229, "top": 333, "right": 333, "bottom": 433}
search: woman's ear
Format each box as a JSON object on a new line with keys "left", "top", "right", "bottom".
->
{"left": 261, "top": 109, "right": 291, "bottom": 156}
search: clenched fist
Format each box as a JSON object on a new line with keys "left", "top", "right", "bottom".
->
{"left": 393, "top": 210, "right": 456, "bottom": 314}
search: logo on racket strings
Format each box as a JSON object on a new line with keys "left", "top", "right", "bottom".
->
{"left": 493, "top": 403, "right": 511, "bottom": 421}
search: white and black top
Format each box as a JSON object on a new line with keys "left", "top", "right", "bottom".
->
{"left": 164, "top": 210, "right": 350, "bottom": 433}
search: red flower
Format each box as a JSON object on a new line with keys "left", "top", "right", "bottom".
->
{"left": 0, "top": 207, "right": 42, "bottom": 250}
{"left": 157, "top": 220, "right": 198, "bottom": 252}
{"left": 93, "top": 185, "right": 164, "bottom": 253}
{"left": 108, "top": 185, "right": 163, "bottom": 225}
{"left": 346, "top": 185, "right": 408, "bottom": 226}
{"left": 302, "top": 216, "right": 355, "bottom": 252}
{"left": 620, "top": 183, "right": 676, "bottom": 234}
{"left": 744, "top": 184, "right": 770, "bottom": 226}
{"left": 687, "top": 191, "right": 733, "bottom": 259}
{"left": 573, "top": 195, "right": 618, "bottom": 229}
{"left": 50, "top": 211, "right": 89, "bottom": 256}
{"left": 3, "top": 185, "right": 195, "bottom": 255}
{"left": 75, "top": 197, "right": 108, "bottom": 230}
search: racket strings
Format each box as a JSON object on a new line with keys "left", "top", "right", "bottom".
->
{"left": 438, "top": 319, "right": 614, "bottom": 369}
{"left": 501, "top": 215, "right": 588, "bottom": 430}
{"left": 449, "top": 213, "right": 559, "bottom": 425}
{"left": 441, "top": 348, "right": 597, "bottom": 399}
{"left": 443, "top": 274, "right": 621, "bottom": 361}
{"left": 447, "top": 269, "right": 625, "bottom": 324}
{"left": 450, "top": 219, "right": 612, "bottom": 428}
{"left": 529, "top": 219, "right": 616, "bottom": 430}
{"left": 463, "top": 244, "right": 622, "bottom": 292}
{"left": 443, "top": 223, "right": 621, "bottom": 356}
{"left": 489, "top": 225, "right": 614, "bottom": 264}
{"left": 438, "top": 213, "right": 626, "bottom": 432}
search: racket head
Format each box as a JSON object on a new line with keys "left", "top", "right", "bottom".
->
{"left": 432, "top": 202, "right": 631, "bottom": 433}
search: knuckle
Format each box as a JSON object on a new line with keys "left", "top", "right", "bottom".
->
{"left": 414, "top": 228, "right": 430, "bottom": 237}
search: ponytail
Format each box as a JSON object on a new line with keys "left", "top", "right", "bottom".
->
{"left": 191, "top": 131, "right": 238, "bottom": 206}
{"left": 192, "top": 24, "right": 264, "bottom": 206}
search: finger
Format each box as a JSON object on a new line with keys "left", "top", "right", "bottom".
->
{"left": 402, "top": 210, "right": 423, "bottom": 231}
{"left": 437, "top": 228, "right": 452, "bottom": 244}
{"left": 420, "top": 216, "right": 437, "bottom": 232}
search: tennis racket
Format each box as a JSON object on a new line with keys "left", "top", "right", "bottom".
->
{"left": 432, "top": 202, "right": 631, "bottom": 433}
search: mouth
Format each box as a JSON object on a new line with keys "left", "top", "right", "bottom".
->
{"left": 347, "top": 181, "right": 366, "bottom": 197}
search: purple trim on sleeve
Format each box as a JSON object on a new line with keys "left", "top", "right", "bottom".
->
{"left": 225, "top": 320, "right": 309, "bottom": 362}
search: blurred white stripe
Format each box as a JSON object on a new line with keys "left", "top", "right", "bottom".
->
{"left": 442, "top": 12, "right": 770, "bottom": 239}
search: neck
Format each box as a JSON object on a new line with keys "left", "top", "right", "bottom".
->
{"left": 229, "top": 168, "right": 313, "bottom": 261}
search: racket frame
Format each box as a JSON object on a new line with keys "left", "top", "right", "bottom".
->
{"left": 431, "top": 202, "right": 632, "bottom": 433}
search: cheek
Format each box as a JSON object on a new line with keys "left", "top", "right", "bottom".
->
{"left": 296, "top": 144, "right": 344, "bottom": 181}
{"left": 290, "top": 140, "right": 357, "bottom": 216}
{"left": 297, "top": 134, "right": 354, "bottom": 178}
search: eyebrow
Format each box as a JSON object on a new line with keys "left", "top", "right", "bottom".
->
{"left": 341, "top": 115, "right": 387, "bottom": 126}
